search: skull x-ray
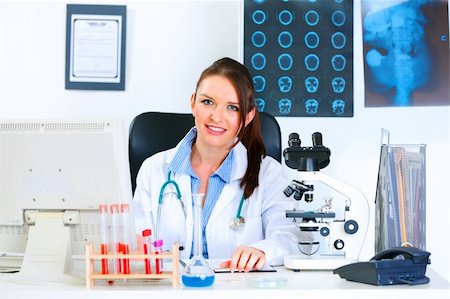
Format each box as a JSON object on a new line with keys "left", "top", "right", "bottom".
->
{"left": 278, "top": 76, "right": 293, "bottom": 93}
{"left": 332, "top": 77, "right": 346, "bottom": 93}
{"left": 255, "top": 97, "right": 266, "bottom": 112}
{"left": 305, "top": 99, "right": 319, "bottom": 115}
{"left": 244, "top": 0, "right": 354, "bottom": 116}
{"left": 252, "top": 75, "right": 266, "bottom": 93}
{"left": 332, "top": 99, "right": 346, "bottom": 115}
{"left": 305, "top": 77, "right": 319, "bottom": 93}
{"left": 278, "top": 98, "right": 292, "bottom": 115}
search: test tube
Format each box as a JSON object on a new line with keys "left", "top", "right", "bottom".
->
{"left": 153, "top": 239, "right": 163, "bottom": 274}
{"left": 120, "top": 204, "right": 131, "bottom": 274}
{"left": 142, "top": 229, "right": 152, "bottom": 274}
{"left": 99, "top": 204, "right": 109, "bottom": 274}
{"left": 110, "top": 204, "right": 121, "bottom": 274}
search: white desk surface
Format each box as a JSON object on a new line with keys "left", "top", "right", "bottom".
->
{"left": 1, "top": 266, "right": 449, "bottom": 299}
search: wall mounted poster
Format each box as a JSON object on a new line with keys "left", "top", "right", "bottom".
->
{"left": 362, "top": 0, "right": 449, "bottom": 107}
{"left": 244, "top": 0, "right": 354, "bottom": 117}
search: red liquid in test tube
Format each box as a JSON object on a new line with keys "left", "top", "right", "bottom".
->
{"left": 110, "top": 204, "right": 121, "bottom": 274}
{"left": 99, "top": 204, "right": 109, "bottom": 274}
{"left": 142, "top": 229, "right": 152, "bottom": 274}
{"left": 154, "top": 239, "right": 163, "bottom": 274}
{"left": 120, "top": 204, "right": 131, "bottom": 274}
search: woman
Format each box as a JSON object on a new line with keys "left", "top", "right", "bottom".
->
{"left": 133, "top": 57, "right": 297, "bottom": 272}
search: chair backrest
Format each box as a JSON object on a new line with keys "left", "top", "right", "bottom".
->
{"left": 128, "top": 111, "right": 281, "bottom": 193}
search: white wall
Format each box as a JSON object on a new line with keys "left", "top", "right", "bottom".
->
{"left": 0, "top": 0, "right": 449, "bottom": 281}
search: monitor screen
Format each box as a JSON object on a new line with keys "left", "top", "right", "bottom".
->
{"left": 0, "top": 119, "right": 132, "bottom": 283}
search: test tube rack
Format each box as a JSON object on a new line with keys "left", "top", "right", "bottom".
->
{"left": 85, "top": 242, "right": 179, "bottom": 288}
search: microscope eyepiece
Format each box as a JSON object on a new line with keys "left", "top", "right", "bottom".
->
{"left": 283, "top": 131, "right": 330, "bottom": 170}
{"left": 288, "top": 133, "right": 301, "bottom": 148}
{"left": 312, "top": 132, "right": 323, "bottom": 147}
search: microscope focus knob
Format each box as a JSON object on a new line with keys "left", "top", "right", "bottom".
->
{"left": 320, "top": 227, "right": 330, "bottom": 237}
{"left": 344, "top": 220, "right": 359, "bottom": 234}
{"left": 334, "top": 239, "right": 345, "bottom": 250}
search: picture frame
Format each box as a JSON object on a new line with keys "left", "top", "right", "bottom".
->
{"left": 65, "top": 4, "right": 126, "bottom": 90}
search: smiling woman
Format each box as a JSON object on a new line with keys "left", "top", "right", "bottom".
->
{"left": 190, "top": 74, "right": 247, "bottom": 151}
{"left": 132, "top": 57, "right": 299, "bottom": 275}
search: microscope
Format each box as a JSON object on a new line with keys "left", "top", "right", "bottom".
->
{"left": 283, "top": 132, "right": 369, "bottom": 270}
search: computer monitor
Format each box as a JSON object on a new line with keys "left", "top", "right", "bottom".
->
{"left": 0, "top": 119, "right": 132, "bottom": 283}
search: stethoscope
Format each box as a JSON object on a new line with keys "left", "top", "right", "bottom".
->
{"left": 228, "top": 194, "right": 246, "bottom": 231}
{"left": 156, "top": 171, "right": 247, "bottom": 240}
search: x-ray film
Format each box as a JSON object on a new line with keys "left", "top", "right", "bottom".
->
{"left": 362, "top": 0, "right": 449, "bottom": 107}
{"left": 244, "top": 0, "right": 354, "bottom": 117}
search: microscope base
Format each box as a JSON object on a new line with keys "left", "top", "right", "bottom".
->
{"left": 284, "top": 254, "right": 358, "bottom": 271}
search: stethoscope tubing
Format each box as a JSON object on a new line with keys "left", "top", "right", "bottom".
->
{"left": 155, "top": 171, "right": 247, "bottom": 242}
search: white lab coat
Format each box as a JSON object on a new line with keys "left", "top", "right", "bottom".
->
{"left": 133, "top": 136, "right": 300, "bottom": 265}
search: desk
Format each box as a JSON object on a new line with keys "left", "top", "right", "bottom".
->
{"left": 1, "top": 267, "right": 449, "bottom": 299}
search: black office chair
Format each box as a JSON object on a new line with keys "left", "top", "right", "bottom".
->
{"left": 128, "top": 111, "right": 281, "bottom": 193}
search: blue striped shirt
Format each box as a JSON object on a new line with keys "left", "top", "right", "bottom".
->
{"left": 168, "top": 128, "right": 233, "bottom": 258}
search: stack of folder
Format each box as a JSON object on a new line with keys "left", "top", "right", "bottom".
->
{"left": 375, "top": 144, "right": 426, "bottom": 253}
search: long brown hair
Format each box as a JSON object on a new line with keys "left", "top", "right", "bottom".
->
{"left": 195, "top": 57, "right": 266, "bottom": 198}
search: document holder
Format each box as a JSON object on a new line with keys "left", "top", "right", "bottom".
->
{"left": 375, "top": 141, "right": 426, "bottom": 253}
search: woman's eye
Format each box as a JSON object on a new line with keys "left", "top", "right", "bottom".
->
{"left": 228, "top": 105, "right": 239, "bottom": 111}
{"left": 201, "top": 99, "right": 213, "bottom": 105}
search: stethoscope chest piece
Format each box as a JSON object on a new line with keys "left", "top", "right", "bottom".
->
{"left": 229, "top": 195, "right": 246, "bottom": 231}
{"left": 229, "top": 216, "right": 245, "bottom": 231}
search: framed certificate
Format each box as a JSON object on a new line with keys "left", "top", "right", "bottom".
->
{"left": 65, "top": 4, "right": 126, "bottom": 90}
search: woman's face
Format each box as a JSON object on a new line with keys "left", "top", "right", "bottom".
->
{"left": 191, "top": 75, "right": 254, "bottom": 150}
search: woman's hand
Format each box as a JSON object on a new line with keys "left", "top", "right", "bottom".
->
{"left": 219, "top": 246, "right": 266, "bottom": 272}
